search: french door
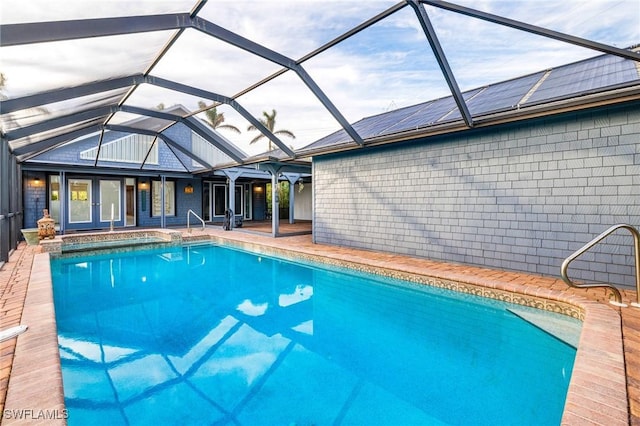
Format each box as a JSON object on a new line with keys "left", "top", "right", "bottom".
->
{"left": 67, "top": 178, "right": 123, "bottom": 230}
{"left": 202, "top": 182, "right": 248, "bottom": 221}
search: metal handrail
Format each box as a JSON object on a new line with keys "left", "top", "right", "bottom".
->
{"left": 187, "top": 209, "right": 205, "bottom": 233}
{"left": 561, "top": 224, "right": 640, "bottom": 307}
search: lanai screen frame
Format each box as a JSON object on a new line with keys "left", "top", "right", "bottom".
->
{"left": 1, "top": 0, "right": 639, "bottom": 262}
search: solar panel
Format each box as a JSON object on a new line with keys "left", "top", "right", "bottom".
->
{"left": 302, "top": 102, "right": 436, "bottom": 150}
{"left": 301, "top": 128, "right": 352, "bottom": 151}
{"left": 383, "top": 88, "right": 483, "bottom": 134}
{"left": 352, "top": 102, "right": 433, "bottom": 139}
{"left": 525, "top": 55, "right": 640, "bottom": 105}
{"left": 447, "top": 71, "right": 546, "bottom": 120}
{"left": 302, "top": 53, "right": 640, "bottom": 153}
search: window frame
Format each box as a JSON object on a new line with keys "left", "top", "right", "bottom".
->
{"left": 151, "top": 180, "right": 176, "bottom": 217}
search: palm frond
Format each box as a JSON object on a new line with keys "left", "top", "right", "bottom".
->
{"left": 249, "top": 134, "right": 265, "bottom": 144}
{"left": 247, "top": 109, "right": 295, "bottom": 149}
{"left": 219, "top": 124, "right": 241, "bottom": 134}
{"left": 274, "top": 129, "right": 296, "bottom": 139}
{"left": 199, "top": 100, "right": 241, "bottom": 134}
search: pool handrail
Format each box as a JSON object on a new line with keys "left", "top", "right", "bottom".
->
{"left": 187, "top": 209, "right": 205, "bottom": 232}
{"left": 561, "top": 223, "right": 640, "bottom": 307}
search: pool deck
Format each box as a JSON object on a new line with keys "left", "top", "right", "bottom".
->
{"left": 0, "top": 226, "right": 639, "bottom": 425}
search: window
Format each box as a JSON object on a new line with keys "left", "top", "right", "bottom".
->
{"left": 151, "top": 180, "right": 175, "bottom": 217}
{"left": 214, "top": 185, "right": 226, "bottom": 217}
{"left": 68, "top": 179, "right": 92, "bottom": 223}
{"left": 244, "top": 184, "right": 252, "bottom": 220}
{"left": 99, "top": 180, "right": 121, "bottom": 222}
{"left": 49, "top": 175, "right": 60, "bottom": 225}
{"left": 235, "top": 185, "right": 243, "bottom": 215}
{"left": 211, "top": 184, "right": 244, "bottom": 217}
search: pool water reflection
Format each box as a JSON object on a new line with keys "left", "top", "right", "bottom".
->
{"left": 51, "top": 244, "right": 580, "bottom": 425}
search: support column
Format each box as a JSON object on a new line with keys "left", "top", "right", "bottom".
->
{"left": 59, "top": 171, "right": 66, "bottom": 234}
{"left": 271, "top": 172, "right": 279, "bottom": 237}
{"left": 160, "top": 175, "right": 166, "bottom": 228}
{"left": 16, "top": 162, "right": 23, "bottom": 241}
{"left": 257, "top": 163, "right": 287, "bottom": 237}
{"left": 221, "top": 169, "right": 244, "bottom": 230}
{"left": 9, "top": 154, "right": 18, "bottom": 250}
{"left": 283, "top": 173, "right": 301, "bottom": 225}
{"left": 289, "top": 182, "right": 295, "bottom": 225}
{"left": 227, "top": 177, "right": 235, "bottom": 230}
{"left": 0, "top": 137, "right": 9, "bottom": 262}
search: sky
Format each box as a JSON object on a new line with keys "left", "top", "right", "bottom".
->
{"left": 1, "top": 0, "right": 639, "bottom": 156}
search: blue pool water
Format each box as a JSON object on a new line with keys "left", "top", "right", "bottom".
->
{"left": 50, "top": 243, "right": 580, "bottom": 425}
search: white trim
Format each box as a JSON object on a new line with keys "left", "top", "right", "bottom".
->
{"left": 68, "top": 179, "right": 92, "bottom": 224}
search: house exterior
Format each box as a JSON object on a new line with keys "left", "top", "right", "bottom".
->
{"left": 14, "top": 49, "right": 640, "bottom": 292}
{"left": 304, "top": 52, "right": 640, "bottom": 290}
{"left": 10, "top": 46, "right": 640, "bottom": 293}
{"left": 20, "top": 105, "right": 282, "bottom": 232}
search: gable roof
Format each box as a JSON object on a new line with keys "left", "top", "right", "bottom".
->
{"left": 23, "top": 104, "right": 249, "bottom": 173}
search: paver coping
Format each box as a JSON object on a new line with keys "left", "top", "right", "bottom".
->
{"left": 0, "top": 227, "right": 638, "bottom": 425}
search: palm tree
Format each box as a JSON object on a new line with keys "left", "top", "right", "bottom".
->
{"left": 198, "top": 101, "right": 241, "bottom": 134}
{"left": 0, "top": 72, "right": 7, "bottom": 100}
{"left": 247, "top": 109, "right": 295, "bottom": 151}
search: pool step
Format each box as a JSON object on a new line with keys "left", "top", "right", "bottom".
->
{"left": 507, "top": 307, "right": 581, "bottom": 349}
{"left": 183, "top": 239, "right": 217, "bottom": 248}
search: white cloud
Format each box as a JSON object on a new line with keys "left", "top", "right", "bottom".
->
{"left": 0, "top": 0, "right": 194, "bottom": 24}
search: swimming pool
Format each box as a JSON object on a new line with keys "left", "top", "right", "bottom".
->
{"left": 51, "top": 243, "right": 580, "bottom": 425}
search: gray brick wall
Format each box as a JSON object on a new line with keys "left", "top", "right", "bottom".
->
{"left": 313, "top": 103, "right": 640, "bottom": 289}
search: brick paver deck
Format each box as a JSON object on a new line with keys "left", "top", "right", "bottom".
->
{"left": 1, "top": 228, "right": 638, "bottom": 425}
